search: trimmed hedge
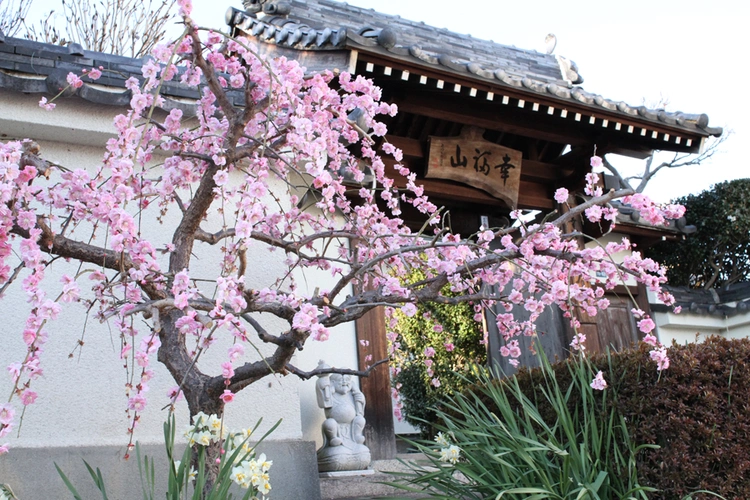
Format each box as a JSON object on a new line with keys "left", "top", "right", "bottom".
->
{"left": 498, "top": 337, "right": 750, "bottom": 499}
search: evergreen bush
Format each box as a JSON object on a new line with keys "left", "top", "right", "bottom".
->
{"left": 500, "top": 338, "right": 750, "bottom": 499}
{"left": 389, "top": 270, "right": 486, "bottom": 435}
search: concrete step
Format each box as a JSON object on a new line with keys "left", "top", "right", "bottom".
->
{"left": 319, "top": 454, "right": 431, "bottom": 500}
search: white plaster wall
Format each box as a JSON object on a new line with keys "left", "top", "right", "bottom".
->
{"left": 0, "top": 91, "right": 360, "bottom": 450}
{"left": 654, "top": 310, "right": 750, "bottom": 347}
{"left": 0, "top": 91, "right": 119, "bottom": 146}
{"left": 649, "top": 287, "right": 750, "bottom": 345}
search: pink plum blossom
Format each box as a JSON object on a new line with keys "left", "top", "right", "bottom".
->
{"left": 220, "top": 390, "right": 235, "bottom": 404}
{"left": 228, "top": 344, "right": 245, "bottom": 361}
{"left": 0, "top": 404, "right": 14, "bottom": 425}
{"left": 643, "top": 334, "right": 658, "bottom": 347}
{"left": 400, "top": 303, "right": 417, "bottom": 317}
{"left": 20, "top": 390, "right": 37, "bottom": 405}
{"left": 650, "top": 347, "right": 670, "bottom": 371}
{"left": 570, "top": 333, "right": 586, "bottom": 352}
{"left": 554, "top": 187, "right": 569, "bottom": 204}
{"left": 167, "top": 386, "right": 183, "bottom": 401}
{"left": 66, "top": 72, "right": 83, "bottom": 89}
{"left": 590, "top": 371, "right": 607, "bottom": 390}
{"left": 128, "top": 395, "right": 147, "bottom": 412}
{"left": 38, "top": 97, "right": 55, "bottom": 110}
{"left": 637, "top": 317, "right": 656, "bottom": 334}
{"left": 221, "top": 362, "right": 235, "bottom": 379}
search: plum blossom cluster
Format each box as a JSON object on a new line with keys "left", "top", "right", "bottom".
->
{"left": 0, "top": 404, "right": 13, "bottom": 456}
{"left": 572, "top": 306, "right": 670, "bottom": 390}
{"left": 1, "top": 14, "right": 412, "bottom": 448}
{"left": 385, "top": 198, "right": 676, "bottom": 400}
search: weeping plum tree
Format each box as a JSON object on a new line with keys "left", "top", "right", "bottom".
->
{"left": 0, "top": 2, "right": 683, "bottom": 484}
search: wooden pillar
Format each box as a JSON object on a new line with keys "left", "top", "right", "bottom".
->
{"left": 355, "top": 305, "right": 397, "bottom": 460}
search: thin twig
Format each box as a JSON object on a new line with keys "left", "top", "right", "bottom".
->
{"left": 285, "top": 358, "right": 389, "bottom": 380}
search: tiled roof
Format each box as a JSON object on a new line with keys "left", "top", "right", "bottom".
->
{"left": 652, "top": 283, "right": 750, "bottom": 318}
{"left": 610, "top": 200, "right": 696, "bottom": 236}
{"left": 0, "top": 1, "right": 723, "bottom": 139}
{"left": 0, "top": 35, "right": 235, "bottom": 115}
{"left": 227, "top": 0, "right": 722, "bottom": 139}
{"left": 229, "top": 0, "right": 576, "bottom": 85}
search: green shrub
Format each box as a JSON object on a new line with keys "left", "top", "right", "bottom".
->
{"left": 508, "top": 338, "right": 750, "bottom": 499}
{"left": 390, "top": 270, "right": 486, "bottom": 435}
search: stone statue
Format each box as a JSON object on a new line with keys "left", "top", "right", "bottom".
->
{"left": 315, "top": 360, "right": 371, "bottom": 472}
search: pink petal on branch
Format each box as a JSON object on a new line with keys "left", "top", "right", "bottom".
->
{"left": 637, "top": 317, "right": 656, "bottom": 334}
{"left": 220, "top": 390, "right": 235, "bottom": 404}
{"left": 20, "top": 390, "right": 37, "bottom": 406}
{"left": 554, "top": 187, "right": 569, "bottom": 204}
{"left": 590, "top": 371, "right": 607, "bottom": 391}
{"left": 66, "top": 72, "right": 83, "bottom": 89}
{"left": 38, "top": 97, "right": 55, "bottom": 110}
{"left": 0, "top": 404, "right": 14, "bottom": 425}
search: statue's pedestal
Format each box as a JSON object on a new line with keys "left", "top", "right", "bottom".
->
{"left": 319, "top": 468, "right": 375, "bottom": 478}
{"left": 319, "top": 455, "right": 428, "bottom": 499}
{"left": 317, "top": 443, "right": 371, "bottom": 472}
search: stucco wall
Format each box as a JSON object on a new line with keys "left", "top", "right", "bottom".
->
{"left": 654, "top": 309, "right": 750, "bottom": 346}
{"left": 0, "top": 90, "right": 359, "bottom": 490}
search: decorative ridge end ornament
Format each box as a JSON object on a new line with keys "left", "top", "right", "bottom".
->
{"left": 315, "top": 360, "right": 371, "bottom": 472}
{"left": 556, "top": 55, "right": 583, "bottom": 86}
{"left": 427, "top": 126, "right": 523, "bottom": 208}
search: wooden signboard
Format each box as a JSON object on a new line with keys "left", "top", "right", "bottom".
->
{"left": 427, "top": 126, "right": 523, "bottom": 208}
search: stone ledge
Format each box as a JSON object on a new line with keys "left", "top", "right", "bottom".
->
{"left": 320, "top": 454, "right": 430, "bottom": 500}
{"left": 0, "top": 440, "right": 320, "bottom": 500}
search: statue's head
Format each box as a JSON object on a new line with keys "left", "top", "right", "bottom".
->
{"left": 330, "top": 373, "right": 352, "bottom": 394}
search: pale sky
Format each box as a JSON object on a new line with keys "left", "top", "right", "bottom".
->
{"left": 27, "top": 0, "right": 749, "bottom": 202}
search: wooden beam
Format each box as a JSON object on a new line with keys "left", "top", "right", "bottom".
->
{"left": 521, "top": 159, "right": 571, "bottom": 182}
{"left": 355, "top": 305, "right": 397, "bottom": 460}
{"left": 394, "top": 95, "right": 581, "bottom": 147}
{"left": 386, "top": 135, "right": 424, "bottom": 158}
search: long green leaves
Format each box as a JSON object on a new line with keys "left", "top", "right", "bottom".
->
{"left": 390, "top": 346, "right": 656, "bottom": 499}
{"left": 55, "top": 413, "right": 281, "bottom": 500}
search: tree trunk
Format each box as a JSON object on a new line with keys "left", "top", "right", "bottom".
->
{"left": 186, "top": 388, "right": 225, "bottom": 496}
{"left": 157, "top": 309, "right": 227, "bottom": 496}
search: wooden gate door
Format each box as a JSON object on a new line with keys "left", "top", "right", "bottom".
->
{"left": 580, "top": 292, "right": 647, "bottom": 353}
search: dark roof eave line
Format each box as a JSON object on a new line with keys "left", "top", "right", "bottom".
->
{"left": 347, "top": 46, "right": 721, "bottom": 140}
